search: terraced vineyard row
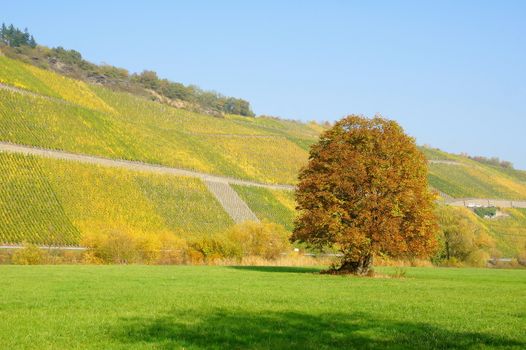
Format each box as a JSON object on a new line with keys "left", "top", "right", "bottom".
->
{"left": 232, "top": 185, "right": 296, "bottom": 231}
{"left": 0, "top": 56, "right": 317, "bottom": 184}
{"left": 477, "top": 208, "right": 526, "bottom": 256}
{"left": 0, "top": 56, "right": 114, "bottom": 113}
{"left": 428, "top": 162, "right": 526, "bottom": 200}
{"left": 0, "top": 152, "right": 233, "bottom": 245}
{"left": 0, "top": 153, "right": 80, "bottom": 245}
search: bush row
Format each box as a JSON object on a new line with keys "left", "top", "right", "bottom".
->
{"left": 2, "top": 221, "right": 293, "bottom": 265}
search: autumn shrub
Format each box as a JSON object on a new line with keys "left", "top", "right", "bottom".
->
{"left": 12, "top": 244, "right": 47, "bottom": 265}
{"left": 374, "top": 255, "right": 433, "bottom": 267}
{"left": 239, "top": 253, "right": 333, "bottom": 267}
{"left": 434, "top": 205, "right": 499, "bottom": 266}
{"left": 224, "top": 221, "right": 291, "bottom": 260}
{"left": 76, "top": 222, "right": 291, "bottom": 265}
{"left": 466, "top": 249, "right": 491, "bottom": 267}
{"left": 0, "top": 250, "right": 12, "bottom": 264}
{"left": 517, "top": 250, "right": 526, "bottom": 266}
{"left": 438, "top": 257, "right": 463, "bottom": 267}
{"left": 81, "top": 230, "right": 163, "bottom": 264}
{"left": 157, "top": 232, "right": 189, "bottom": 265}
{"left": 189, "top": 235, "right": 241, "bottom": 263}
{"left": 81, "top": 231, "right": 135, "bottom": 264}
{"left": 187, "top": 249, "right": 205, "bottom": 265}
{"left": 135, "top": 233, "right": 162, "bottom": 264}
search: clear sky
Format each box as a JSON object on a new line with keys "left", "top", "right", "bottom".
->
{"left": 2, "top": 1, "right": 525, "bottom": 168}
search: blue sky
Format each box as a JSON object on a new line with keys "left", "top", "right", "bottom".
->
{"left": 2, "top": 1, "right": 525, "bottom": 168}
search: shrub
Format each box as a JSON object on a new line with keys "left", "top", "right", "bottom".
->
{"left": 224, "top": 221, "right": 291, "bottom": 260}
{"left": 12, "top": 244, "right": 46, "bottom": 265}
{"left": 434, "top": 205, "right": 498, "bottom": 264}
{"left": 81, "top": 230, "right": 151, "bottom": 264}
{"left": 0, "top": 250, "right": 12, "bottom": 264}
{"left": 81, "top": 230, "right": 193, "bottom": 265}
{"left": 135, "top": 233, "right": 162, "bottom": 264}
{"left": 442, "top": 257, "right": 463, "bottom": 267}
{"left": 77, "top": 222, "right": 291, "bottom": 265}
{"left": 157, "top": 232, "right": 189, "bottom": 265}
{"left": 187, "top": 249, "right": 205, "bottom": 265}
{"left": 81, "top": 230, "right": 137, "bottom": 264}
{"left": 517, "top": 250, "right": 526, "bottom": 266}
{"left": 82, "top": 250, "right": 104, "bottom": 265}
{"left": 474, "top": 207, "right": 497, "bottom": 218}
{"left": 189, "top": 235, "right": 241, "bottom": 263}
{"left": 466, "top": 249, "right": 490, "bottom": 267}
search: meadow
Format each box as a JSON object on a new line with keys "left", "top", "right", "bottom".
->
{"left": 0, "top": 265, "right": 524, "bottom": 349}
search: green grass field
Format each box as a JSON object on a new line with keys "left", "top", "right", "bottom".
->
{"left": 0, "top": 265, "right": 524, "bottom": 349}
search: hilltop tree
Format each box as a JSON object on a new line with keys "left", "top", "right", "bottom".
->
{"left": 0, "top": 23, "right": 254, "bottom": 117}
{"left": 0, "top": 23, "right": 37, "bottom": 48}
{"left": 292, "top": 115, "right": 438, "bottom": 274}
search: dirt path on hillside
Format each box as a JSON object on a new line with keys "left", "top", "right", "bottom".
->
{"left": 447, "top": 198, "right": 526, "bottom": 209}
{"left": 428, "top": 160, "right": 464, "bottom": 166}
{"left": 0, "top": 141, "right": 295, "bottom": 190}
{"left": 3, "top": 142, "right": 526, "bottom": 207}
{"left": 0, "top": 82, "right": 71, "bottom": 105}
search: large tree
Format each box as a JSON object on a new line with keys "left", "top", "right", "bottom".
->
{"left": 292, "top": 115, "right": 438, "bottom": 274}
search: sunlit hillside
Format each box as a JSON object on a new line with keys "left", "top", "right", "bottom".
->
{"left": 0, "top": 152, "right": 233, "bottom": 246}
{"left": 1, "top": 53, "right": 526, "bottom": 254}
{"left": 477, "top": 208, "right": 526, "bottom": 256}
{"left": 0, "top": 55, "right": 317, "bottom": 185}
{"left": 422, "top": 147, "right": 526, "bottom": 200}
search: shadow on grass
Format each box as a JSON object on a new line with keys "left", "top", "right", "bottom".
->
{"left": 228, "top": 266, "right": 321, "bottom": 274}
{"left": 113, "top": 309, "right": 524, "bottom": 350}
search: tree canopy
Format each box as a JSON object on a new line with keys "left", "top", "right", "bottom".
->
{"left": 292, "top": 115, "right": 438, "bottom": 274}
{"left": 0, "top": 23, "right": 36, "bottom": 48}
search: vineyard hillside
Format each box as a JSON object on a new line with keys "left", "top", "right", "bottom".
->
{"left": 2, "top": 54, "right": 526, "bottom": 194}
{"left": 423, "top": 148, "right": 526, "bottom": 200}
{"left": 0, "top": 55, "right": 319, "bottom": 185}
{"left": 1, "top": 53, "right": 526, "bottom": 253}
{"left": 0, "top": 152, "right": 232, "bottom": 246}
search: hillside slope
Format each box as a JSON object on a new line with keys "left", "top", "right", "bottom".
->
{"left": 1, "top": 53, "right": 526, "bottom": 254}
{"left": 0, "top": 55, "right": 318, "bottom": 185}
{"left": 422, "top": 147, "right": 526, "bottom": 200}
{"left": 2, "top": 53, "right": 525, "bottom": 194}
{"left": 0, "top": 152, "right": 233, "bottom": 245}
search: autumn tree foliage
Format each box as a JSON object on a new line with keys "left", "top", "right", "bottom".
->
{"left": 292, "top": 115, "right": 438, "bottom": 274}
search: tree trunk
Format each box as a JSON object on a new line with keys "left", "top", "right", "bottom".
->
{"left": 337, "top": 254, "right": 373, "bottom": 275}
